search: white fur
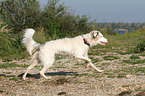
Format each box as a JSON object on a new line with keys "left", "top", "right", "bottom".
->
{"left": 22, "top": 29, "right": 108, "bottom": 80}
{"left": 22, "top": 29, "right": 40, "bottom": 55}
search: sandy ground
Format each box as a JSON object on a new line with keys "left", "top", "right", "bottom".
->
{"left": 0, "top": 52, "right": 145, "bottom": 96}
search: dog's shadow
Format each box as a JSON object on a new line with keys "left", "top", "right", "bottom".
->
{"left": 18, "top": 71, "right": 79, "bottom": 79}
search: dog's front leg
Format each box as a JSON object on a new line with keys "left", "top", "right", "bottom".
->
{"left": 89, "top": 62, "right": 104, "bottom": 72}
{"left": 76, "top": 56, "right": 104, "bottom": 73}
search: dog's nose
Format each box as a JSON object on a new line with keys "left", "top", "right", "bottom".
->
{"left": 106, "top": 40, "right": 109, "bottom": 43}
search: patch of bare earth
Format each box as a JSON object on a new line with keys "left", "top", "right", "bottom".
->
{"left": 0, "top": 52, "right": 145, "bottom": 96}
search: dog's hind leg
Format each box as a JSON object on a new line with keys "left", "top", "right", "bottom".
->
{"left": 39, "top": 57, "right": 54, "bottom": 79}
{"left": 23, "top": 58, "right": 38, "bottom": 80}
{"left": 23, "top": 52, "right": 38, "bottom": 80}
{"left": 76, "top": 56, "right": 104, "bottom": 72}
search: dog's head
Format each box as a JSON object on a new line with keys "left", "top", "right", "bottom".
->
{"left": 91, "top": 30, "right": 108, "bottom": 46}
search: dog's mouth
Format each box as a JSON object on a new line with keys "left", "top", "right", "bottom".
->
{"left": 99, "top": 41, "right": 108, "bottom": 46}
{"left": 99, "top": 42, "right": 106, "bottom": 46}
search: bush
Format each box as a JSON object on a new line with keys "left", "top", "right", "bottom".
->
{"left": 40, "top": 0, "right": 95, "bottom": 37}
{"left": 0, "top": 0, "right": 95, "bottom": 60}
{"left": 134, "top": 40, "right": 145, "bottom": 53}
{"left": 0, "top": 0, "right": 95, "bottom": 36}
{"left": 1, "top": 0, "right": 41, "bottom": 33}
{"left": 0, "top": 16, "right": 29, "bottom": 60}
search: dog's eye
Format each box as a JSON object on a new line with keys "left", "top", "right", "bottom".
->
{"left": 97, "top": 32, "right": 99, "bottom": 35}
{"left": 93, "top": 35, "right": 97, "bottom": 38}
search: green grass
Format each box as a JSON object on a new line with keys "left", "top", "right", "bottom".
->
{"left": 115, "top": 66, "right": 145, "bottom": 75}
{"left": 130, "top": 55, "right": 140, "bottom": 59}
{"left": 123, "top": 59, "right": 145, "bottom": 64}
{"left": 117, "top": 75, "right": 127, "bottom": 78}
{"left": 79, "top": 73, "right": 89, "bottom": 77}
{"left": 0, "top": 63, "right": 29, "bottom": 68}
{"left": 89, "top": 57, "right": 99, "bottom": 63}
{"left": 103, "top": 55, "right": 120, "bottom": 61}
{"left": 9, "top": 77, "right": 20, "bottom": 81}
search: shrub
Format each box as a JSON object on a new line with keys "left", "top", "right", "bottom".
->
{"left": 40, "top": 0, "right": 95, "bottom": 37}
{"left": 134, "top": 40, "right": 145, "bottom": 53}
{"left": 0, "top": 0, "right": 95, "bottom": 36}
{"left": 0, "top": 18, "right": 16, "bottom": 52}
{"left": 0, "top": 0, "right": 41, "bottom": 33}
{"left": 0, "top": 18, "right": 28, "bottom": 60}
{"left": 0, "top": 0, "right": 95, "bottom": 60}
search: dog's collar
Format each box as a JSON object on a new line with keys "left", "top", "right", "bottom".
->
{"left": 83, "top": 38, "right": 90, "bottom": 46}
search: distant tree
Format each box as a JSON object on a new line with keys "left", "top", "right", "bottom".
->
{"left": 131, "top": 23, "right": 136, "bottom": 29}
{"left": 106, "top": 26, "right": 116, "bottom": 35}
{"left": 124, "top": 23, "right": 129, "bottom": 28}
{"left": 116, "top": 22, "right": 122, "bottom": 28}
{"left": 111, "top": 22, "right": 116, "bottom": 29}
{"left": 131, "top": 23, "right": 135, "bottom": 27}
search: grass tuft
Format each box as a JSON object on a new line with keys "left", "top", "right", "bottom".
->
{"left": 103, "top": 55, "right": 120, "bottom": 61}
{"left": 0, "top": 63, "right": 29, "bottom": 68}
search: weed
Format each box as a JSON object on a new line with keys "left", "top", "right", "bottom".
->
{"left": 72, "top": 67, "right": 79, "bottom": 69}
{"left": 122, "top": 85, "right": 131, "bottom": 88}
{"left": 9, "top": 77, "right": 20, "bottom": 81}
{"left": 101, "top": 63, "right": 109, "bottom": 66}
{"left": 134, "top": 40, "right": 145, "bottom": 53}
{"left": 118, "top": 91, "right": 131, "bottom": 96}
{"left": 107, "top": 75, "right": 116, "bottom": 78}
{"left": 122, "top": 60, "right": 131, "bottom": 63}
{"left": 79, "top": 73, "right": 89, "bottom": 77}
{"left": 116, "top": 51, "right": 128, "bottom": 55}
{"left": 103, "top": 55, "right": 120, "bottom": 61}
{"left": 95, "top": 75, "right": 104, "bottom": 78}
{"left": 123, "top": 59, "right": 145, "bottom": 64}
{"left": 120, "top": 66, "right": 145, "bottom": 75}
{"left": 136, "top": 90, "right": 145, "bottom": 96}
{"left": 104, "top": 72, "right": 115, "bottom": 75}
{"left": 130, "top": 55, "right": 140, "bottom": 59}
{"left": 0, "top": 63, "right": 29, "bottom": 68}
{"left": 91, "top": 58, "right": 99, "bottom": 63}
{"left": 58, "top": 61, "right": 62, "bottom": 63}
{"left": 135, "top": 67, "right": 145, "bottom": 73}
{"left": 117, "top": 75, "right": 127, "bottom": 78}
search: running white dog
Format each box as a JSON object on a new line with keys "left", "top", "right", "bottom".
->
{"left": 22, "top": 29, "right": 108, "bottom": 80}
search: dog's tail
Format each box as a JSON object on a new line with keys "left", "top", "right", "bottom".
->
{"left": 22, "top": 28, "right": 41, "bottom": 55}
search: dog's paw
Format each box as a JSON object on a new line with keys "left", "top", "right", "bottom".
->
{"left": 98, "top": 70, "right": 104, "bottom": 73}
{"left": 22, "top": 76, "right": 26, "bottom": 80}
{"left": 45, "top": 76, "right": 52, "bottom": 80}
{"left": 85, "top": 63, "right": 90, "bottom": 68}
{"left": 77, "top": 59, "right": 85, "bottom": 64}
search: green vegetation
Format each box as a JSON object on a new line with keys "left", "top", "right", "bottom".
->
{"left": 130, "top": 55, "right": 140, "bottom": 59}
{"left": 0, "top": 0, "right": 94, "bottom": 35}
{"left": 0, "top": 0, "right": 95, "bottom": 60}
{"left": 134, "top": 40, "right": 145, "bottom": 53}
{"left": 0, "top": 63, "right": 29, "bottom": 68}
{"left": 123, "top": 59, "right": 145, "bottom": 64}
{"left": 103, "top": 55, "right": 120, "bottom": 61}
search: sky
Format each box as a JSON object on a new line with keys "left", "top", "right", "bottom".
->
{"left": 39, "top": 0, "right": 145, "bottom": 23}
